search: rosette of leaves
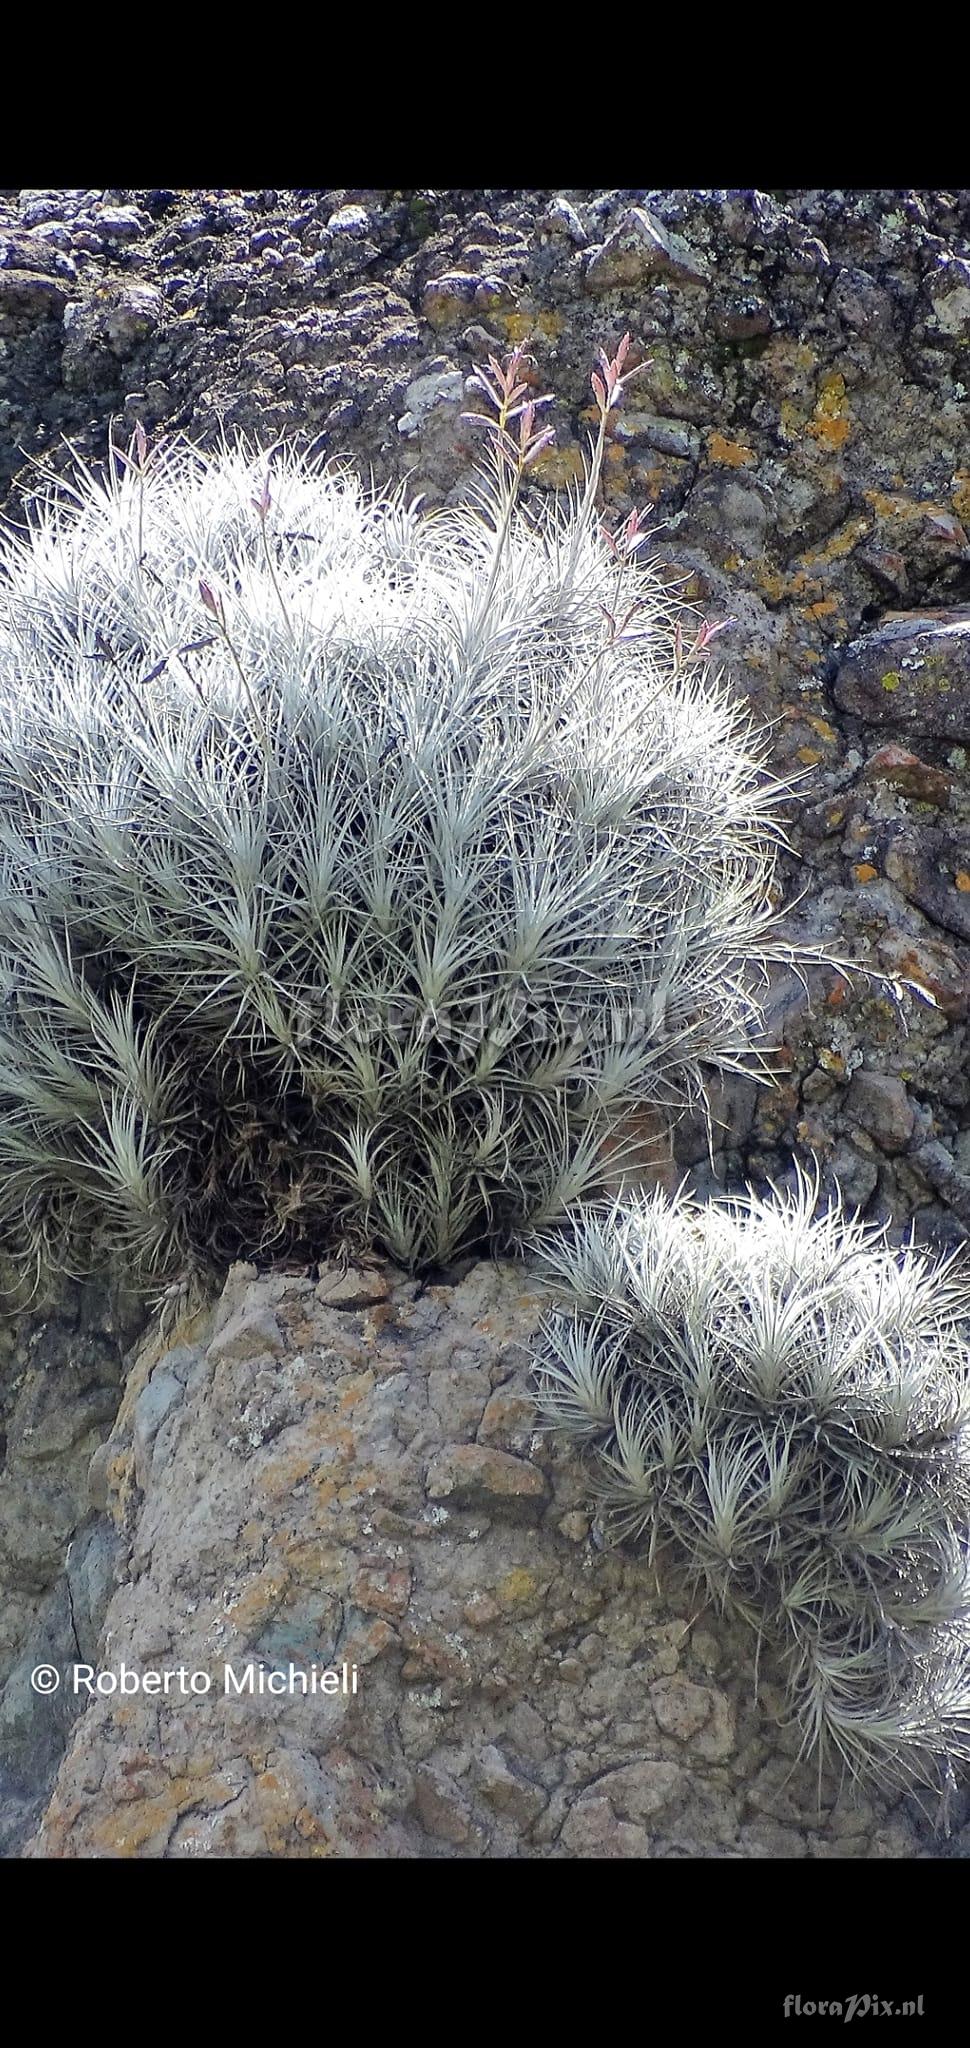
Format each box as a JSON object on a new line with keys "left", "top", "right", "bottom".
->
{"left": 532, "top": 1170, "right": 970, "bottom": 1796}
{"left": 0, "top": 340, "right": 787, "bottom": 1291}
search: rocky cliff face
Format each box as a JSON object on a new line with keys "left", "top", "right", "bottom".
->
{"left": 3, "top": 186, "right": 970, "bottom": 1855}
{"left": 18, "top": 1259, "right": 958, "bottom": 1858}
{"left": 0, "top": 1270, "right": 146, "bottom": 1851}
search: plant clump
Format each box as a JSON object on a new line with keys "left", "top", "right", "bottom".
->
{"left": 0, "top": 341, "right": 787, "bottom": 1291}
{"left": 532, "top": 1170, "right": 970, "bottom": 1797}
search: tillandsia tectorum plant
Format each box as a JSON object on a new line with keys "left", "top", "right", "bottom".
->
{"left": 0, "top": 339, "right": 790, "bottom": 1292}
{"left": 531, "top": 1169, "right": 970, "bottom": 1798}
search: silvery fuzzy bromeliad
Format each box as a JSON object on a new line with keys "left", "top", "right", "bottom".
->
{"left": 0, "top": 339, "right": 788, "bottom": 1294}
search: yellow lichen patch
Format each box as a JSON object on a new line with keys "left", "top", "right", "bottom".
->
{"left": 629, "top": 463, "right": 666, "bottom": 503}
{"left": 881, "top": 672, "right": 902, "bottom": 692}
{"left": 495, "top": 1567, "right": 541, "bottom": 1611}
{"left": 424, "top": 281, "right": 508, "bottom": 329}
{"left": 225, "top": 1566, "right": 289, "bottom": 1632}
{"left": 498, "top": 307, "right": 563, "bottom": 344}
{"left": 422, "top": 291, "right": 468, "bottom": 330}
{"left": 952, "top": 471, "right": 970, "bottom": 525}
{"left": 864, "top": 487, "right": 911, "bottom": 521}
{"left": 817, "top": 1048, "right": 846, "bottom": 1077}
{"left": 797, "top": 747, "right": 824, "bottom": 766}
{"left": 527, "top": 444, "right": 586, "bottom": 490}
{"left": 807, "top": 373, "right": 851, "bottom": 449}
{"left": 278, "top": 1533, "right": 350, "bottom": 1590}
{"left": 807, "top": 715, "right": 838, "bottom": 741}
{"left": 864, "top": 488, "right": 966, "bottom": 552}
{"left": 956, "top": 872, "right": 970, "bottom": 892}
{"left": 802, "top": 599, "right": 840, "bottom": 622}
{"left": 754, "top": 565, "right": 789, "bottom": 604}
{"left": 798, "top": 516, "right": 871, "bottom": 570}
{"left": 706, "top": 430, "right": 755, "bottom": 468}
{"left": 259, "top": 1443, "right": 328, "bottom": 1498}
{"left": 779, "top": 399, "right": 806, "bottom": 440}
{"left": 853, "top": 863, "right": 879, "bottom": 885}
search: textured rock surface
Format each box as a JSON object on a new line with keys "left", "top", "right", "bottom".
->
{"left": 0, "top": 1268, "right": 146, "bottom": 1847}
{"left": 5, "top": 187, "right": 970, "bottom": 1855}
{"left": 3, "top": 187, "right": 970, "bottom": 1250}
{"left": 15, "top": 1262, "right": 964, "bottom": 1858}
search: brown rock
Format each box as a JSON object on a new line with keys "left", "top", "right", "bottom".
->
{"left": 713, "top": 298, "right": 773, "bottom": 342}
{"left": 558, "top": 1795, "right": 650, "bottom": 1857}
{"left": 315, "top": 1266, "right": 391, "bottom": 1310}
{"left": 412, "top": 1763, "right": 474, "bottom": 1845}
{"left": 477, "top": 1386, "right": 538, "bottom": 1448}
{"left": 862, "top": 745, "right": 951, "bottom": 807}
{"left": 17, "top": 1258, "right": 940, "bottom": 1861}
{"left": 877, "top": 930, "right": 968, "bottom": 1020}
{"left": 352, "top": 1563, "right": 412, "bottom": 1618}
{"left": 596, "top": 1758, "right": 684, "bottom": 1822}
{"left": 650, "top": 1676, "right": 714, "bottom": 1742}
{"left": 473, "top": 1745, "right": 546, "bottom": 1827}
{"left": 425, "top": 1443, "right": 549, "bottom": 1518}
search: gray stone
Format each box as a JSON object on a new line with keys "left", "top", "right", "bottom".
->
{"left": 612, "top": 411, "right": 700, "bottom": 460}
{"left": 207, "top": 1303, "right": 285, "bottom": 1366}
{"left": 585, "top": 206, "right": 710, "bottom": 292}
{"left": 327, "top": 206, "right": 371, "bottom": 239}
{"left": 539, "top": 197, "right": 588, "bottom": 247}
{"left": 396, "top": 367, "right": 464, "bottom": 439}
{"left": 95, "top": 207, "right": 146, "bottom": 241}
{"left": 133, "top": 1371, "right": 184, "bottom": 1489}
{"left": 845, "top": 1070, "right": 915, "bottom": 1153}
{"left": 834, "top": 611, "right": 970, "bottom": 740}
{"left": 927, "top": 255, "right": 970, "bottom": 340}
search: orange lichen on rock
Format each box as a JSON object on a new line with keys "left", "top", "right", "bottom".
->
{"left": 807, "top": 373, "right": 851, "bottom": 449}
{"left": 706, "top": 431, "right": 756, "bottom": 468}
